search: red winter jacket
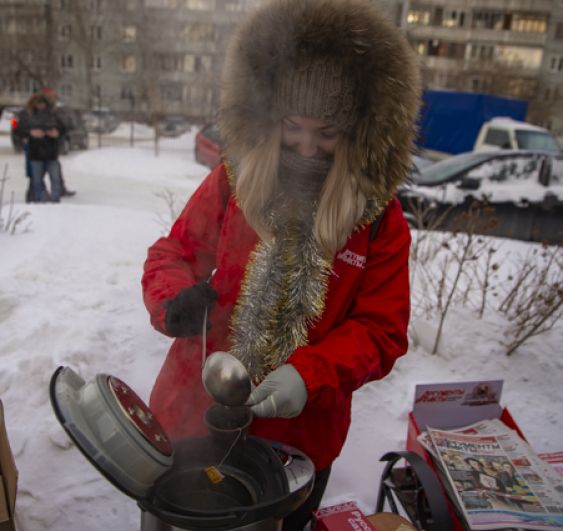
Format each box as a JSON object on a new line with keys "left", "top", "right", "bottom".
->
{"left": 142, "top": 163, "right": 411, "bottom": 470}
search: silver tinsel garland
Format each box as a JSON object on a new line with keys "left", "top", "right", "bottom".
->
{"left": 225, "top": 160, "right": 388, "bottom": 384}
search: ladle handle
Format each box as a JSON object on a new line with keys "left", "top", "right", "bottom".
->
{"left": 201, "top": 268, "right": 217, "bottom": 370}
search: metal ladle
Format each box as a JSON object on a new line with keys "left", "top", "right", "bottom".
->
{"left": 202, "top": 351, "right": 252, "bottom": 407}
{"left": 200, "top": 270, "right": 251, "bottom": 407}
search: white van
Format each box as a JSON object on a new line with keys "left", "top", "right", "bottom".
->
{"left": 474, "top": 117, "right": 562, "bottom": 154}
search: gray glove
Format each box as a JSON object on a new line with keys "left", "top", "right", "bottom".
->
{"left": 246, "top": 364, "right": 307, "bottom": 418}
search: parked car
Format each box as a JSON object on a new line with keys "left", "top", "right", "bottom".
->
{"left": 57, "top": 107, "right": 89, "bottom": 153}
{"left": 10, "top": 105, "right": 89, "bottom": 154}
{"left": 4, "top": 106, "right": 25, "bottom": 151}
{"left": 159, "top": 115, "right": 190, "bottom": 138}
{"left": 474, "top": 117, "right": 562, "bottom": 154}
{"left": 195, "top": 122, "right": 222, "bottom": 169}
{"left": 83, "top": 108, "right": 120, "bottom": 134}
{"left": 400, "top": 150, "right": 563, "bottom": 243}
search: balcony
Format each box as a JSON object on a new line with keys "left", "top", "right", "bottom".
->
{"left": 407, "top": 25, "right": 547, "bottom": 46}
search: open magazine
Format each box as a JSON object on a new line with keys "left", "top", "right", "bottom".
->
{"left": 419, "top": 421, "right": 563, "bottom": 530}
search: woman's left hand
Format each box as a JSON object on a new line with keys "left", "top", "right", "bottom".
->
{"left": 246, "top": 365, "right": 307, "bottom": 418}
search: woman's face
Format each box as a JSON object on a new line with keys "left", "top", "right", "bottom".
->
{"left": 281, "top": 115, "right": 342, "bottom": 159}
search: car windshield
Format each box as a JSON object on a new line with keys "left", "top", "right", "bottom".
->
{"left": 515, "top": 130, "right": 562, "bottom": 153}
{"left": 416, "top": 152, "right": 495, "bottom": 185}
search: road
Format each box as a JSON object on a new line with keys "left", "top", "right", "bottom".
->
{"left": 0, "top": 130, "right": 207, "bottom": 213}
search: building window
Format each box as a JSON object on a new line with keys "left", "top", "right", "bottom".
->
{"left": 224, "top": 1, "right": 244, "bottom": 11}
{"left": 426, "top": 40, "right": 465, "bottom": 59}
{"left": 59, "top": 24, "right": 72, "bottom": 40}
{"left": 146, "top": 0, "right": 179, "bottom": 6}
{"left": 61, "top": 54, "right": 74, "bottom": 69}
{"left": 184, "top": 23, "right": 215, "bottom": 41}
{"left": 122, "top": 25, "right": 136, "bottom": 42}
{"left": 90, "top": 55, "right": 102, "bottom": 70}
{"left": 121, "top": 86, "right": 135, "bottom": 101}
{"left": 506, "top": 78, "right": 536, "bottom": 99}
{"left": 555, "top": 23, "right": 563, "bottom": 41}
{"left": 407, "top": 9, "right": 431, "bottom": 25}
{"left": 158, "top": 54, "right": 184, "bottom": 71}
{"left": 61, "top": 84, "right": 73, "bottom": 97}
{"left": 555, "top": 57, "right": 563, "bottom": 72}
{"left": 442, "top": 10, "right": 465, "bottom": 28}
{"left": 470, "top": 44, "right": 494, "bottom": 61}
{"left": 510, "top": 14, "right": 548, "bottom": 33}
{"left": 160, "top": 83, "right": 183, "bottom": 102}
{"left": 184, "top": 54, "right": 195, "bottom": 72}
{"left": 186, "top": 0, "right": 215, "bottom": 10}
{"left": 414, "top": 42, "right": 426, "bottom": 56}
{"left": 88, "top": 0, "right": 103, "bottom": 10}
{"left": 31, "top": 17, "right": 46, "bottom": 34}
{"left": 91, "top": 25, "right": 102, "bottom": 39}
{"left": 190, "top": 85, "right": 212, "bottom": 107}
{"left": 195, "top": 55, "right": 212, "bottom": 72}
{"left": 473, "top": 11, "right": 505, "bottom": 31}
{"left": 496, "top": 46, "right": 543, "bottom": 69}
{"left": 122, "top": 55, "right": 136, "bottom": 73}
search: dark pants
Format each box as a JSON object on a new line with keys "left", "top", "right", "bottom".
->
{"left": 282, "top": 466, "right": 331, "bottom": 531}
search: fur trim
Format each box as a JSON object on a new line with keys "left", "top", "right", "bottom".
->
{"left": 219, "top": 0, "right": 422, "bottom": 197}
{"left": 26, "top": 92, "right": 53, "bottom": 112}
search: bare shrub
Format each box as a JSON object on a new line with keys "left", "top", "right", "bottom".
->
{"left": 408, "top": 193, "right": 561, "bottom": 357}
{"left": 499, "top": 245, "right": 562, "bottom": 356}
{"left": 154, "top": 188, "right": 181, "bottom": 234}
{"left": 0, "top": 165, "right": 31, "bottom": 235}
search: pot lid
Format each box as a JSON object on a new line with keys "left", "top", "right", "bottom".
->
{"left": 50, "top": 366, "right": 173, "bottom": 500}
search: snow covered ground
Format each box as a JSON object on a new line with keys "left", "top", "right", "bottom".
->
{"left": 0, "top": 128, "right": 561, "bottom": 531}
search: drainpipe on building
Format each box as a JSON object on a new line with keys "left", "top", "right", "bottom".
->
{"left": 400, "top": 0, "right": 410, "bottom": 33}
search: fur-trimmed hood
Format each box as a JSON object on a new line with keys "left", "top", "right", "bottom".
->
{"left": 219, "top": 0, "right": 422, "bottom": 196}
{"left": 26, "top": 92, "right": 54, "bottom": 113}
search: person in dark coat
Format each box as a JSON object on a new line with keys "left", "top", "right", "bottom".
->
{"left": 19, "top": 92, "right": 65, "bottom": 202}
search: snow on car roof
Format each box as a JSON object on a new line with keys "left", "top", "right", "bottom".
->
{"left": 486, "top": 117, "right": 548, "bottom": 132}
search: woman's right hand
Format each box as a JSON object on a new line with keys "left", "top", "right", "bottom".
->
{"left": 164, "top": 282, "right": 218, "bottom": 337}
{"left": 30, "top": 128, "right": 45, "bottom": 138}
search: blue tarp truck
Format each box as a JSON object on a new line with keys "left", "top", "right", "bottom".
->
{"left": 417, "top": 90, "right": 528, "bottom": 155}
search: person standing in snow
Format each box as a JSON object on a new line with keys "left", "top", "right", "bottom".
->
{"left": 19, "top": 92, "right": 65, "bottom": 203}
{"left": 18, "top": 89, "right": 76, "bottom": 202}
{"left": 142, "top": 0, "right": 421, "bottom": 528}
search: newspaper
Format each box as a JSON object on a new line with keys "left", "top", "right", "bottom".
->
{"left": 539, "top": 453, "right": 563, "bottom": 481}
{"left": 426, "top": 427, "right": 563, "bottom": 530}
{"left": 418, "top": 421, "right": 563, "bottom": 502}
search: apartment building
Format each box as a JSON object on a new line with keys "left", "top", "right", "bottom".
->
{"left": 0, "top": 0, "right": 52, "bottom": 102}
{"left": 382, "top": 0, "right": 563, "bottom": 132}
{"left": 1, "top": 0, "right": 562, "bottom": 131}
{"left": 0, "top": 0, "right": 258, "bottom": 121}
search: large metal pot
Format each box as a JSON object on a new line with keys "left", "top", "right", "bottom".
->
{"left": 50, "top": 367, "right": 315, "bottom": 531}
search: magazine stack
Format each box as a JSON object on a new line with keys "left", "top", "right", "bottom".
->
{"left": 418, "top": 419, "right": 563, "bottom": 530}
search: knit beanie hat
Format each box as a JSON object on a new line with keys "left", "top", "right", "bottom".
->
{"left": 273, "top": 58, "right": 360, "bottom": 132}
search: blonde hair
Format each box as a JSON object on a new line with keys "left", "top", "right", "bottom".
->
{"left": 314, "top": 141, "right": 370, "bottom": 255}
{"left": 236, "top": 128, "right": 370, "bottom": 256}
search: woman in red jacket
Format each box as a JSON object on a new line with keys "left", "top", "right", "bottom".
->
{"left": 142, "top": 0, "right": 421, "bottom": 528}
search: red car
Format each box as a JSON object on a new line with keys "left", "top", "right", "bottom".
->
{"left": 194, "top": 123, "right": 223, "bottom": 169}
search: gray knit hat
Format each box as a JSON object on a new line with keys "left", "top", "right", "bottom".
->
{"left": 273, "top": 57, "right": 360, "bottom": 132}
